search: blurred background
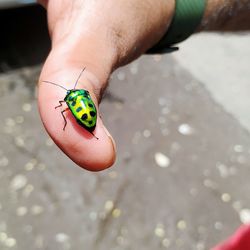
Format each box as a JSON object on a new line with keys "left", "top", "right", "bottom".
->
{"left": 0, "top": 2, "right": 250, "bottom": 250}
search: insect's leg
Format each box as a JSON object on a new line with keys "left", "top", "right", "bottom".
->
{"left": 61, "top": 108, "right": 69, "bottom": 131}
{"left": 90, "top": 131, "right": 99, "bottom": 140}
{"left": 55, "top": 100, "right": 65, "bottom": 109}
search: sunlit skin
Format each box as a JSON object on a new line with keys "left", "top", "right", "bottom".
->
{"left": 38, "top": 0, "right": 250, "bottom": 171}
{"left": 38, "top": 0, "right": 175, "bottom": 171}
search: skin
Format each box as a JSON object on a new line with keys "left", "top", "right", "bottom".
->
{"left": 199, "top": 0, "right": 250, "bottom": 31}
{"left": 38, "top": 0, "right": 250, "bottom": 171}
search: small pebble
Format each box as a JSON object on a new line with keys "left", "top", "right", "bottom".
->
{"left": 5, "top": 237, "right": 16, "bottom": 247}
{"left": 22, "top": 184, "right": 34, "bottom": 197}
{"left": 10, "top": 175, "right": 27, "bottom": 191}
{"left": 154, "top": 153, "right": 170, "bottom": 168}
{"left": 234, "top": 145, "right": 244, "bottom": 153}
{"left": 214, "top": 221, "right": 223, "bottom": 230}
{"left": 31, "top": 205, "right": 44, "bottom": 215}
{"left": 55, "top": 233, "right": 70, "bottom": 243}
{"left": 16, "top": 206, "right": 28, "bottom": 216}
{"left": 177, "top": 220, "right": 187, "bottom": 230}
{"left": 221, "top": 193, "right": 231, "bottom": 202}
{"left": 0, "top": 232, "right": 8, "bottom": 242}
{"left": 112, "top": 209, "right": 121, "bottom": 218}
{"left": 239, "top": 209, "right": 250, "bottom": 224}
{"left": 22, "top": 103, "right": 31, "bottom": 112}
{"left": 104, "top": 200, "right": 114, "bottom": 212}
{"left": 0, "top": 156, "right": 9, "bottom": 167}
{"left": 162, "top": 238, "right": 170, "bottom": 248}
{"left": 143, "top": 129, "right": 151, "bottom": 138}
{"left": 178, "top": 123, "right": 194, "bottom": 135}
{"left": 154, "top": 224, "right": 165, "bottom": 238}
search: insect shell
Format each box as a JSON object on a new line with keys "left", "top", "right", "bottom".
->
{"left": 43, "top": 68, "right": 99, "bottom": 140}
{"left": 65, "top": 89, "right": 97, "bottom": 132}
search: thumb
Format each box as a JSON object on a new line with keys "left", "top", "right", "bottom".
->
{"left": 38, "top": 31, "right": 117, "bottom": 171}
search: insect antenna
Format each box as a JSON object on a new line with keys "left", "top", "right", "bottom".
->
{"left": 43, "top": 81, "right": 68, "bottom": 91}
{"left": 73, "top": 67, "right": 86, "bottom": 89}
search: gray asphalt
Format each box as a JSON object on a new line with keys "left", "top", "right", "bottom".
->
{"left": 1, "top": 7, "right": 250, "bottom": 250}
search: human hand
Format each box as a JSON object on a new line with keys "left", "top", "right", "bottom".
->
{"left": 37, "top": 0, "right": 175, "bottom": 171}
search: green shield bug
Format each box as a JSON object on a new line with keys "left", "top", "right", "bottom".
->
{"left": 43, "top": 68, "right": 99, "bottom": 139}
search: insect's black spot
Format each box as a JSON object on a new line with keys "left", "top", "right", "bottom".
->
{"left": 76, "top": 107, "right": 82, "bottom": 112}
{"left": 81, "top": 113, "right": 88, "bottom": 120}
{"left": 71, "top": 101, "right": 76, "bottom": 106}
{"left": 88, "top": 103, "right": 93, "bottom": 108}
{"left": 68, "top": 96, "right": 74, "bottom": 101}
{"left": 90, "top": 111, "right": 96, "bottom": 117}
{"left": 89, "top": 121, "right": 93, "bottom": 125}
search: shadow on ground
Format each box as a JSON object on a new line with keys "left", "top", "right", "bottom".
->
{"left": 0, "top": 5, "right": 50, "bottom": 72}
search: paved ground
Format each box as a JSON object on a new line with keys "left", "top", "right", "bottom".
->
{"left": 0, "top": 5, "right": 250, "bottom": 250}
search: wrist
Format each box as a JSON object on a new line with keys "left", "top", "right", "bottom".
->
{"left": 197, "top": 0, "right": 250, "bottom": 31}
{"left": 196, "top": 0, "right": 221, "bottom": 31}
{"left": 147, "top": 0, "right": 207, "bottom": 53}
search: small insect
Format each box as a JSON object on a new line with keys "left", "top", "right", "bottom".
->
{"left": 43, "top": 68, "right": 98, "bottom": 139}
